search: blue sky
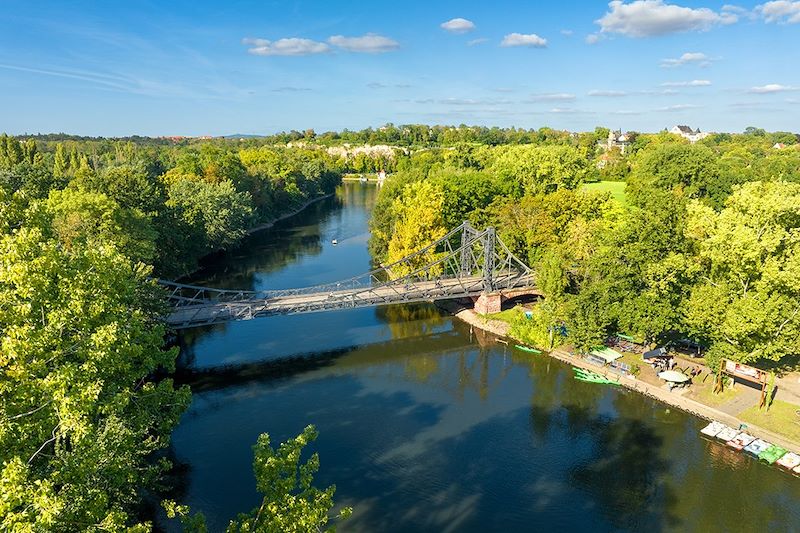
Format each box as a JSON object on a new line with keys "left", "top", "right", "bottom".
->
{"left": 1, "top": 0, "right": 798, "bottom": 136}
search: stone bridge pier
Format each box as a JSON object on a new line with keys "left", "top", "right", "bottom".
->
{"left": 473, "top": 288, "right": 543, "bottom": 315}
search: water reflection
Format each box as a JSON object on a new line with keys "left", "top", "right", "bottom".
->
{"left": 168, "top": 184, "right": 800, "bottom": 532}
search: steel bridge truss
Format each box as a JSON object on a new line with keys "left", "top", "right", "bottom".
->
{"left": 160, "top": 221, "right": 535, "bottom": 328}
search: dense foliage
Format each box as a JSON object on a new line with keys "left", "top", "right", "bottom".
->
{"left": 0, "top": 133, "right": 347, "bottom": 530}
{"left": 166, "top": 425, "right": 351, "bottom": 533}
{"left": 0, "top": 134, "right": 344, "bottom": 277}
{"left": 367, "top": 127, "right": 800, "bottom": 372}
{"left": 2, "top": 123, "right": 799, "bottom": 529}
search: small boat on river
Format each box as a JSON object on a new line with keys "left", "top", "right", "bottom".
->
{"left": 572, "top": 367, "right": 620, "bottom": 385}
{"left": 515, "top": 344, "right": 542, "bottom": 354}
{"left": 727, "top": 432, "right": 755, "bottom": 451}
{"left": 759, "top": 445, "right": 788, "bottom": 465}
{"left": 777, "top": 452, "right": 800, "bottom": 470}
{"left": 700, "top": 421, "right": 727, "bottom": 438}
{"left": 744, "top": 438, "right": 771, "bottom": 456}
{"left": 715, "top": 426, "right": 739, "bottom": 443}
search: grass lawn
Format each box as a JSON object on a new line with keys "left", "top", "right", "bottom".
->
{"left": 616, "top": 351, "right": 641, "bottom": 368}
{"left": 739, "top": 400, "right": 800, "bottom": 442}
{"left": 485, "top": 306, "right": 524, "bottom": 323}
{"left": 690, "top": 380, "right": 741, "bottom": 408}
{"left": 582, "top": 180, "right": 628, "bottom": 205}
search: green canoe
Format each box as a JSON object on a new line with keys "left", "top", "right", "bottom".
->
{"left": 759, "top": 445, "right": 788, "bottom": 464}
{"left": 572, "top": 367, "right": 620, "bottom": 385}
{"left": 515, "top": 344, "right": 543, "bottom": 354}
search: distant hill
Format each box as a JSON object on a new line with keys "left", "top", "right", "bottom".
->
{"left": 220, "top": 133, "right": 265, "bottom": 139}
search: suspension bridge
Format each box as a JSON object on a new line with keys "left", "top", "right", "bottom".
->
{"left": 160, "top": 221, "right": 538, "bottom": 329}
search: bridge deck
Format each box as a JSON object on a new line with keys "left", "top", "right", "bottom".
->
{"left": 167, "top": 275, "right": 534, "bottom": 328}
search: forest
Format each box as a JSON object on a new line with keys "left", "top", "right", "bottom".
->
{"left": 0, "top": 134, "right": 346, "bottom": 530}
{"left": 366, "top": 126, "right": 800, "bottom": 372}
{"left": 1, "top": 124, "right": 799, "bottom": 530}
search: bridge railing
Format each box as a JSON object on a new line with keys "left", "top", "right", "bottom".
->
{"left": 159, "top": 221, "right": 534, "bottom": 308}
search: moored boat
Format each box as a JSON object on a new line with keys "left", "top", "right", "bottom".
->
{"left": 759, "top": 445, "right": 788, "bottom": 465}
{"left": 515, "top": 344, "right": 542, "bottom": 354}
{"left": 715, "top": 427, "right": 739, "bottom": 443}
{"left": 700, "top": 421, "right": 726, "bottom": 438}
{"left": 727, "top": 433, "right": 755, "bottom": 451}
{"left": 572, "top": 367, "right": 620, "bottom": 385}
{"left": 777, "top": 452, "right": 800, "bottom": 470}
{"left": 744, "top": 438, "right": 771, "bottom": 456}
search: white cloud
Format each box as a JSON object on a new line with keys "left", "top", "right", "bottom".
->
{"left": 588, "top": 89, "right": 628, "bottom": 96}
{"left": 585, "top": 33, "right": 603, "bottom": 44}
{"left": 271, "top": 86, "right": 312, "bottom": 92}
{"left": 549, "top": 107, "right": 594, "bottom": 114}
{"left": 441, "top": 18, "right": 476, "bottom": 33}
{"left": 595, "top": 0, "right": 738, "bottom": 38}
{"left": 501, "top": 33, "right": 548, "bottom": 48}
{"left": 467, "top": 38, "right": 489, "bottom": 46}
{"left": 528, "top": 93, "right": 576, "bottom": 101}
{"left": 243, "top": 37, "right": 329, "bottom": 56}
{"left": 660, "top": 52, "right": 714, "bottom": 67}
{"left": 661, "top": 79, "right": 712, "bottom": 86}
{"left": 757, "top": 1, "right": 800, "bottom": 23}
{"left": 748, "top": 83, "right": 799, "bottom": 93}
{"left": 656, "top": 103, "right": 703, "bottom": 111}
{"left": 327, "top": 33, "right": 399, "bottom": 53}
{"left": 560, "top": 29, "right": 574, "bottom": 36}
{"left": 640, "top": 88, "right": 680, "bottom": 95}
{"left": 367, "top": 82, "right": 411, "bottom": 89}
{"left": 414, "top": 97, "right": 511, "bottom": 106}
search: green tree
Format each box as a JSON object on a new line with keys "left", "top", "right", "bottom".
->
{"left": 44, "top": 188, "right": 157, "bottom": 264}
{"left": 0, "top": 227, "right": 189, "bottom": 531}
{"left": 166, "top": 178, "right": 254, "bottom": 254}
{"left": 53, "top": 143, "right": 70, "bottom": 177}
{"left": 491, "top": 145, "right": 589, "bottom": 195}
{"left": 627, "top": 143, "right": 722, "bottom": 207}
{"left": 228, "top": 425, "right": 351, "bottom": 532}
{"left": 683, "top": 181, "right": 800, "bottom": 367}
{"left": 385, "top": 181, "right": 447, "bottom": 278}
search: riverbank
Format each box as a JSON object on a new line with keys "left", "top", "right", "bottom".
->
{"left": 246, "top": 193, "right": 333, "bottom": 235}
{"left": 444, "top": 300, "right": 800, "bottom": 457}
{"left": 174, "top": 192, "right": 335, "bottom": 281}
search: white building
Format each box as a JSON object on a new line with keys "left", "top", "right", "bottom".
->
{"left": 670, "top": 125, "right": 711, "bottom": 143}
{"left": 601, "top": 129, "right": 632, "bottom": 153}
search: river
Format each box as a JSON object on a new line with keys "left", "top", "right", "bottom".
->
{"left": 169, "top": 182, "right": 800, "bottom": 532}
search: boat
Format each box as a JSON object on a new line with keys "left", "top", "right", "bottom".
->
{"left": 515, "top": 344, "right": 542, "bottom": 354}
{"left": 572, "top": 367, "right": 620, "bottom": 385}
{"left": 715, "top": 427, "right": 739, "bottom": 442}
{"left": 759, "top": 445, "right": 788, "bottom": 465}
{"left": 332, "top": 239, "right": 338, "bottom": 245}
{"left": 700, "top": 421, "right": 727, "bottom": 438}
{"left": 727, "top": 432, "right": 755, "bottom": 451}
{"left": 744, "top": 438, "right": 771, "bottom": 456}
{"left": 777, "top": 452, "right": 800, "bottom": 470}
{"left": 360, "top": 176, "right": 367, "bottom": 183}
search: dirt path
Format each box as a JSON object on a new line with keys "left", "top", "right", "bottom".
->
{"left": 717, "top": 387, "right": 760, "bottom": 416}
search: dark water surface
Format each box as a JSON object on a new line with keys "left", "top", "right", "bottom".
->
{"left": 170, "top": 183, "right": 800, "bottom": 532}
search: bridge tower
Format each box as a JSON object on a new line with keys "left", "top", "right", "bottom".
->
{"left": 460, "top": 221, "right": 473, "bottom": 277}
{"left": 474, "top": 226, "right": 503, "bottom": 314}
{"left": 159, "top": 219, "right": 534, "bottom": 328}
